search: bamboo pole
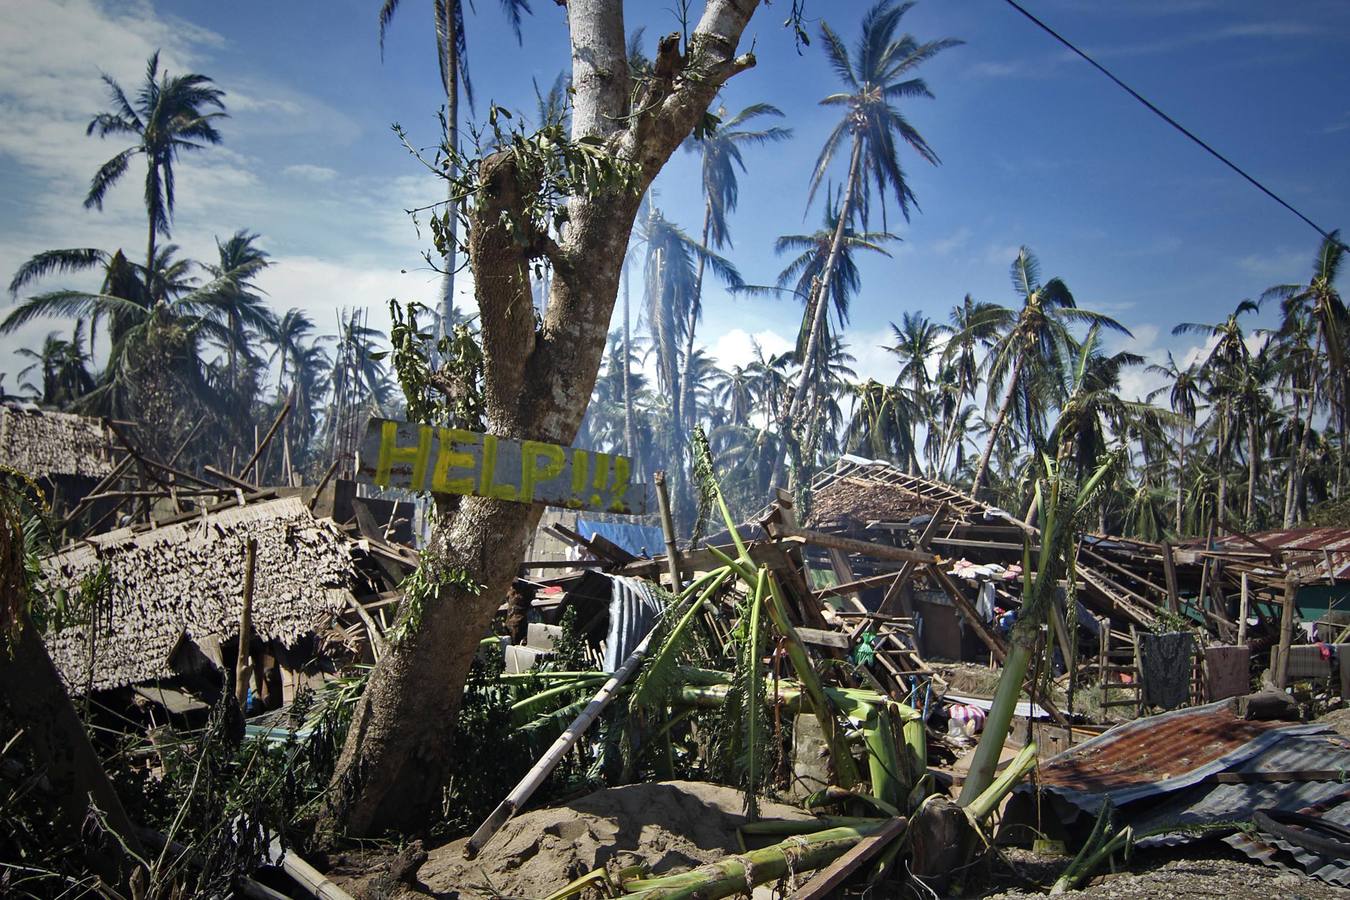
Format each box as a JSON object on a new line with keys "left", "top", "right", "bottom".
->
{"left": 235, "top": 538, "right": 258, "bottom": 709}
{"left": 621, "top": 821, "right": 892, "bottom": 899}
{"left": 239, "top": 398, "right": 292, "bottom": 483}
{"left": 279, "top": 849, "right": 357, "bottom": 900}
{"left": 653, "top": 470, "right": 683, "bottom": 591}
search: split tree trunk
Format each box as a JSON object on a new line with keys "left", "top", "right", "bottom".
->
{"left": 324, "top": 0, "right": 762, "bottom": 838}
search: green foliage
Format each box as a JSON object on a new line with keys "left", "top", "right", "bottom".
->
{"left": 387, "top": 554, "right": 482, "bottom": 646}
{"left": 376, "top": 299, "right": 484, "bottom": 430}
{"left": 712, "top": 568, "right": 772, "bottom": 817}
{"left": 397, "top": 104, "right": 641, "bottom": 267}
{"left": 440, "top": 648, "right": 533, "bottom": 836}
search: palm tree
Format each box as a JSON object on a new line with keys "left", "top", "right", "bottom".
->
{"left": 679, "top": 102, "right": 791, "bottom": 427}
{"left": 1264, "top": 231, "right": 1345, "bottom": 525}
{"left": 378, "top": 0, "right": 532, "bottom": 341}
{"left": 786, "top": 0, "right": 960, "bottom": 433}
{"left": 886, "top": 311, "right": 946, "bottom": 472}
{"left": 202, "top": 230, "right": 277, "bottom": 404}
{"left": 1146, "top": 352, "right": 1202, "bottom": 534}
{"left": 1173, "top": 298, "right": 1258, "bottom": 523}
{"left": 968, "top": 247, "right": 1130, "bottom": 496}
{"left": 84, "top": 52, "right": 227, "bottom": 298}
{"left": 774, "top": 201, "right": 894, "bottom": 377}
{"left": 16, "top": 322, "right": 96, "bottom": 408}
{"left": 843, "top": 378, "right": 914, "bottom": 464}
{"left": 937, "top": 294, "right": 1000, "bottom": 472}
{"left": 1048, "top": 325, "right": 1144, "bottom": 492}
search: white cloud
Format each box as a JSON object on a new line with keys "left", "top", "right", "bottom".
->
{"left": 702, "top": 327, "right": 793, "bottom": 371}
{"left": 282, "top": 163, "right": 340, "bottom": 183}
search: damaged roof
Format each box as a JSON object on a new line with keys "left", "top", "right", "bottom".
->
{"left": 1036, "top": 701, "right": 1332, "bottom": 810}
{"left": 0, "top": 403, "right": 115, "bottom": 479}
{"left": 806, "top": 457, "right": 997, "bottom": 528}
{"left": 43, "top": 495, "right": 353, "bottom": 692}
{"left": 1213, "top": 527, "right": 1350, "bottom": 581}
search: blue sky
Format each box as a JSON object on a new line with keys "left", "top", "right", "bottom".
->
{"left": 1, "top": 0, "right": 1347, "bottom": 405}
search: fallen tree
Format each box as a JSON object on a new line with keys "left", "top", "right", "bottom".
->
{"left": 322, "top": 0, "right": 766, "bottom": 837}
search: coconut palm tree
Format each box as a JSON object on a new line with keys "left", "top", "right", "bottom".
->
{"left": 84, "top": 52, "right": 227, "bottom": 298}
{"left": 886, "top": 311, "right": 947, "bottom": 472}
{"left": 968, "top": 247, "right": 1130, "bottom": 496}
{"left": 1049, "top": 324, "right": 1145, "bottom": 478}
{"left": 201, "top": 230, "right": 277, "bottom": 405}
{"left": 16, "top": 322, "right": 96, "bottom": 408}
{"left": 787, "top": 0, "right": 960, "bottom": 433}
{"left": 679, "top": 101, "right": 791, "bottom": 426}
{"left": 377, "top": 0, "right": 532, "bottom": 341}
{"left": 773, "top": 201, "right": 894, "bottom": 379}
{"left": 1174, "top": 298, "right": 1258, "bottom": 523}
{"left": 1145, "top": 352, "right": 1202, "bottom": 534}
{"left": 1264, "top": 231, "right": 1346, "bottom": 524}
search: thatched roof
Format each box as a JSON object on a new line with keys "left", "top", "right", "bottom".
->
{"left": 0, "top": 403, "right": 116, "bottom": 480}
{"left": 44, "top": 496, "right": 353, "bottom": 692}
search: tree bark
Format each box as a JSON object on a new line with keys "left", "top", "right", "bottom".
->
{"left": 439, "top": 0, "right": 460, "bottom": 342}
{"left": 1175, "top": 421, "right": 1187, "bottom": 535}
{"left": 622, "top": 255, "right": 636, "bottom": 461}
{"left": 783, "top": 134, "right": 864, "bottom": 452}
{"left": 971, "top": 356, "right": 1022, "bottom": 497}
{"left": 324, "top": 0, "right": 761, "bottom": 838}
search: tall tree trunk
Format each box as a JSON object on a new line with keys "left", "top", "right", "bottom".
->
{"left": 323, "top": 0, "right": 761, "bottom": 838}
{"left": 971, "top": 357, "right": 1022, "bottom": 496}
{"left": 1287, "top": 329, "right": 1323, "bottom": 527}
{"left": 677, "top": 199, "right": 713, "bottom": 435}
{"left": 145, "top": 185, "right": 157, "bottom": 301}
{"left": 783, "top": 135, "right": 864, "bottom": 448}
{"left": 439, "top": 0, "right": 460, "bottom": 342}
{"left": 1175, "top": 421, "right": 1187, "bottom": 535}
{"left": 1245, "top": 414, "right": 1259, "bottom": 524}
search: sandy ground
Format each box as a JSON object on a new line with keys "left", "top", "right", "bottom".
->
{"left": 385, "top": 781, "right": 809, "bottom": 899}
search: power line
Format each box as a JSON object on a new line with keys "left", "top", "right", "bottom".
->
{"left": 1001, "top": 0, "right": 1347, "bottom": 255}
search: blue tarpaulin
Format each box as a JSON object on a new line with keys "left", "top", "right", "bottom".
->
{"left": 576, "top": 518, "right": 664, "bottom": 558}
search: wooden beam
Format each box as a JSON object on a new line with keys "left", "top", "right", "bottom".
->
{"left": 238, "top": 398, "right": 291, "bottom": 482}
{"left": 1274, "top": 572, "right": 1298, "bottom": 689}
{"left": 769, "top": 524, "right": 938, "bottom": 565}
{"left": 787, "top": 817, "right": 908, "bottom": 900}
{"left": 1161, "top": 540, "right": 1181, "bottom": 612}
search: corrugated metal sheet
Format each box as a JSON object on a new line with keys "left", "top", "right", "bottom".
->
{"left": 1035, "top": 701, "right": 1333, "bottom": 811}
{"left": 1225, "top": 789, "right": 1350, "bottom": 887}
{"left": 1131, "top": 732, "right": 1350, "bottom": 847}
{"left": 1210, "top": 527, "right": 1350, "bottom": 580}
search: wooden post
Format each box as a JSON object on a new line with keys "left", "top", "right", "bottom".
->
{"left": 1237, "top": 573, "right": 1250, "bottom": 645}
{"left": 653, "top": 470, "right": 683, "bottom": 591}
{"left": 239, "top": 398, "right": 292, "bottom": 483}
{"left": 1274, "top": 572, "right": 1298, "bottom": 690}
{"left": 1161, "top": 541, "right": 1180, "bottom": 612}
{"left": 235, "top": 538, "right": 258, "bottom": 709}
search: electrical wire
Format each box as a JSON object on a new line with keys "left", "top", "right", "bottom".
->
{"left": 1001, "top": 0, "right": 1347, "bottom": 254}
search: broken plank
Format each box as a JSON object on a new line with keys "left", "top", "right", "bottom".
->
{"left": 767, "top": 525, "right": 937, "bottom": 565}
{"left": 787, "top": 816, "right": 908, "bottom": 900}
{"left": 796, "top": 627, "right": 851, "bottom": 650}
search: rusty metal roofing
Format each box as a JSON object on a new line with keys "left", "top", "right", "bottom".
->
{"left": 1035, "top": 702, "right": 1333, "bottom": 810}
{"left": 1210, "top": 527, "right": 1350, "bottom": 580}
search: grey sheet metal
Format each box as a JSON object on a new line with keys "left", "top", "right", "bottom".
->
{"left": 603, "top": 575, "right": 664, "bottom": 672}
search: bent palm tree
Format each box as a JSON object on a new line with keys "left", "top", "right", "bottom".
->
{"left": 84, "top": 52, "right": 227, "bottom": 298}
{"left": 787, "top": 0, "right": 960, "bottom": 433}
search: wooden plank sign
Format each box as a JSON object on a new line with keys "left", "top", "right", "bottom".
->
{"left": 354, "top": 417, "right": 648, "bottom": 514}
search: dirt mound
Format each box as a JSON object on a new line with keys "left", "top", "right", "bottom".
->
{"left": 415, "top": 780, "right": 810, "bottom": 899}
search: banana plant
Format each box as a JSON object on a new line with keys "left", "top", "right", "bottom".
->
{"left": 958, "top": 451, "right": 1120, "bottom": 806}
